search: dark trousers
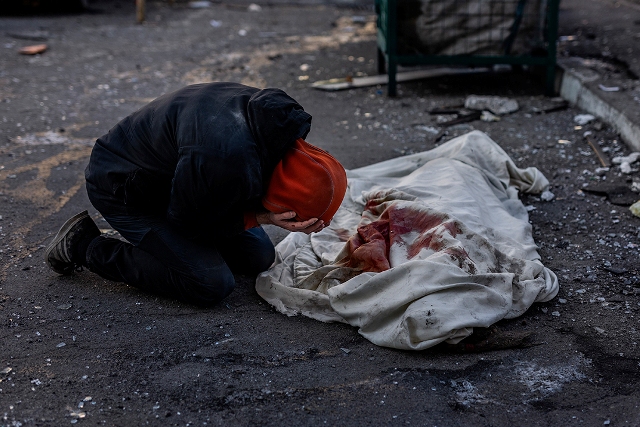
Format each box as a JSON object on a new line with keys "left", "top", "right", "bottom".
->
{"left": 85, "top": 212, "right": 275, "bottom": 307}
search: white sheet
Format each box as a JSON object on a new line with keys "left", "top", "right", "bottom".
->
{"left": 255, "top": 131, "right": 558, "bottom": 350}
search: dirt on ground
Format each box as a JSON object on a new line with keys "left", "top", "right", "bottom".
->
{"left": 0, "top": 0, "right": 639, "bottom": 426}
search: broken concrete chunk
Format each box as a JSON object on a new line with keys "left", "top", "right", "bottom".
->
{"left": 540, "top": 190, "right": 555, "bottom": 201}
{"left": 620, "top": 163, "right": 634, "bottom": 174}
{"left": 574, "top": 114, "right": 595, "bottom": 125}
{"left": 480, "top": 111, "right": 500, "bottom": 122}
{"left": 612, "top": 152, "right": 640, "bottom": 165}
{"left": 464, "top": 95, "right": 518, "bottom": 115}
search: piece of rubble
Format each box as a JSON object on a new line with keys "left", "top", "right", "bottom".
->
{"left": 480, "top": 111, "right": 500, "bottom": 122}
{"left": 540, "top": 190, "right": 555, "bottom": 201}
{"left": 612, "top": 152, "right": 640, "bottom": 165}
{"left": 594, "top": 167, "right": 609, "bottom": 176}
{"left": 620, "top": 163, "right": 634, "bottom": 174}
{"left": 574, "top": 114, "right": 595, "bottom": 125}
{"left": 464, "top": 95, "right": 518, "bottom": 115}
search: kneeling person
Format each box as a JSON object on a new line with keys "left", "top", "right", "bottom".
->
{"left": 45, "top": 83, "right": 347, "bottom": 307}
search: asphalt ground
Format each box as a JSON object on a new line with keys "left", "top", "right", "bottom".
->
{"left": 1, "top": 0, "right": 639, "bottom": 426}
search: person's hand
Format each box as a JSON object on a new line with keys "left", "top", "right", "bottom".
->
{"left": 256, "top": 211, "right": 325, "bottom": 234}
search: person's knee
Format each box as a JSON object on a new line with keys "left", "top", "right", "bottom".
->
{"left": 251, "top": 246, "right": 275, "bottom": 274}
{"left": 178, "top": 268, "right": 236, "bottom": 307}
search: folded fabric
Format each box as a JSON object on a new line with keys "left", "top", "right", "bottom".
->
{"left": 255, "top": 130, "right": 558, "bottom": 350}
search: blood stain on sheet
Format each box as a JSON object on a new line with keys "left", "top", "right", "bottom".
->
{"left": 333, "top": 228, "right": 353, "bottom": 242}
{"left": 337, "top": 219, "right": 391, "bottom": 272}
{"left": 336, "top": 203, "right": 472, "bottom": 273}
{"left": 387, "top": 205, "right": 448, "bottom": 235}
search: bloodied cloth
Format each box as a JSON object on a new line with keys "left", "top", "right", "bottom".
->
{"left": 255, "top": 131, "right": 558, "bottom": 350}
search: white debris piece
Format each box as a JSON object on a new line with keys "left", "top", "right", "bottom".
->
{"left": 598, "top": 84, "right": 620, "bottom": 92}
{"left": 414, "top": 125, "right": 440, "bottom": 134}
{"left": 573, "top": 114, "right": 595, "bottom": 125}
{"left": 480, "top": 110, "right": 500, "bottom": 122}
{"left": 594, "top": 167, "right": 609, "bottom": 176}
{"left": 612, "top": 152, "right": 640, "bottom": 165}
{"left": 464, "top": 95, "right": 519, "bottom": 115}
{"left": 540, "top": 190, "right": 555, "bottom": 201}
{"left": 620, "top": 163, "right": 634, "bottom": 174}
{"left": 248, "top": 3, "right": 262, "bottom": 11}
{"left": 612, "top": 152, "right": 640, "bottom": 174}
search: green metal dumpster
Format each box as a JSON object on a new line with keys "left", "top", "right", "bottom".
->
{"left": 375, "top": 0, "right": 560, "bottom": 96}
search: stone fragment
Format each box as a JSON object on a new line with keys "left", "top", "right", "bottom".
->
{"left": 464, "top": 95, "right": 518, "bottom": 115}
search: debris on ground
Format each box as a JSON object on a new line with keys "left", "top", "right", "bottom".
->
{"left": 582, "top": 184, "right": 639, "bottom": 205}
{"left": 532, "top": 98, "right": 569, "bottom": 114}
{"left": 585, "top": 135, "right": 611, "bottom": 167}
{"left": 436, "top": 110, "right": 481, "bottom": 127}
{"left": 480, "top": 110, "right": 501, "bottom": 122}
{"left": 464, "top": 95, "right": 519, "bottom": 115}
{"left": 612, "top": 152, "right": 640, "bottom": 174}
{"left": 612, "top": 152, "right": 640, "bottom": 165}
{"left": 540, "top": 190, "right": 555, "bottom": 201}
{"left": 574, "top": 114, "right": 596, "bottom": 125}
{"left": 18, "top": 44, "right": 47, "bottom": 55}
{"left": 311, "top": 68, "right": 489, "bottom": 91}
{"left": 598, "top": 84, "right": 620, "bottom": 92}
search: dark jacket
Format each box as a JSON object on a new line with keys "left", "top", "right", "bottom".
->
{"left": 85, "top": 82, "right": 312, "bottom": 239}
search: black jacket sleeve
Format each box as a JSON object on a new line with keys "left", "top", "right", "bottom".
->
{"left": 167, "top": 145, "right": 262, "bottom": 238}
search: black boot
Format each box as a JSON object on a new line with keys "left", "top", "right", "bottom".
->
{"left": 45, "top": 210, "right": 101, "bottom": 275}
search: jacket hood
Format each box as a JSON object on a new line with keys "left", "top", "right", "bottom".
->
{"left": 246, "top": 88, "right": 312, "bottom": 184}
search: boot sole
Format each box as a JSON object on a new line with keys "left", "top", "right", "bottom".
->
{"left": 45, "top": 210, "right": 90, "bottom": 274}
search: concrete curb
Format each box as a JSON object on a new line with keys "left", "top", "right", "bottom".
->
{"left": 558, "top": 57, "right": 640, "bottom": 151}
